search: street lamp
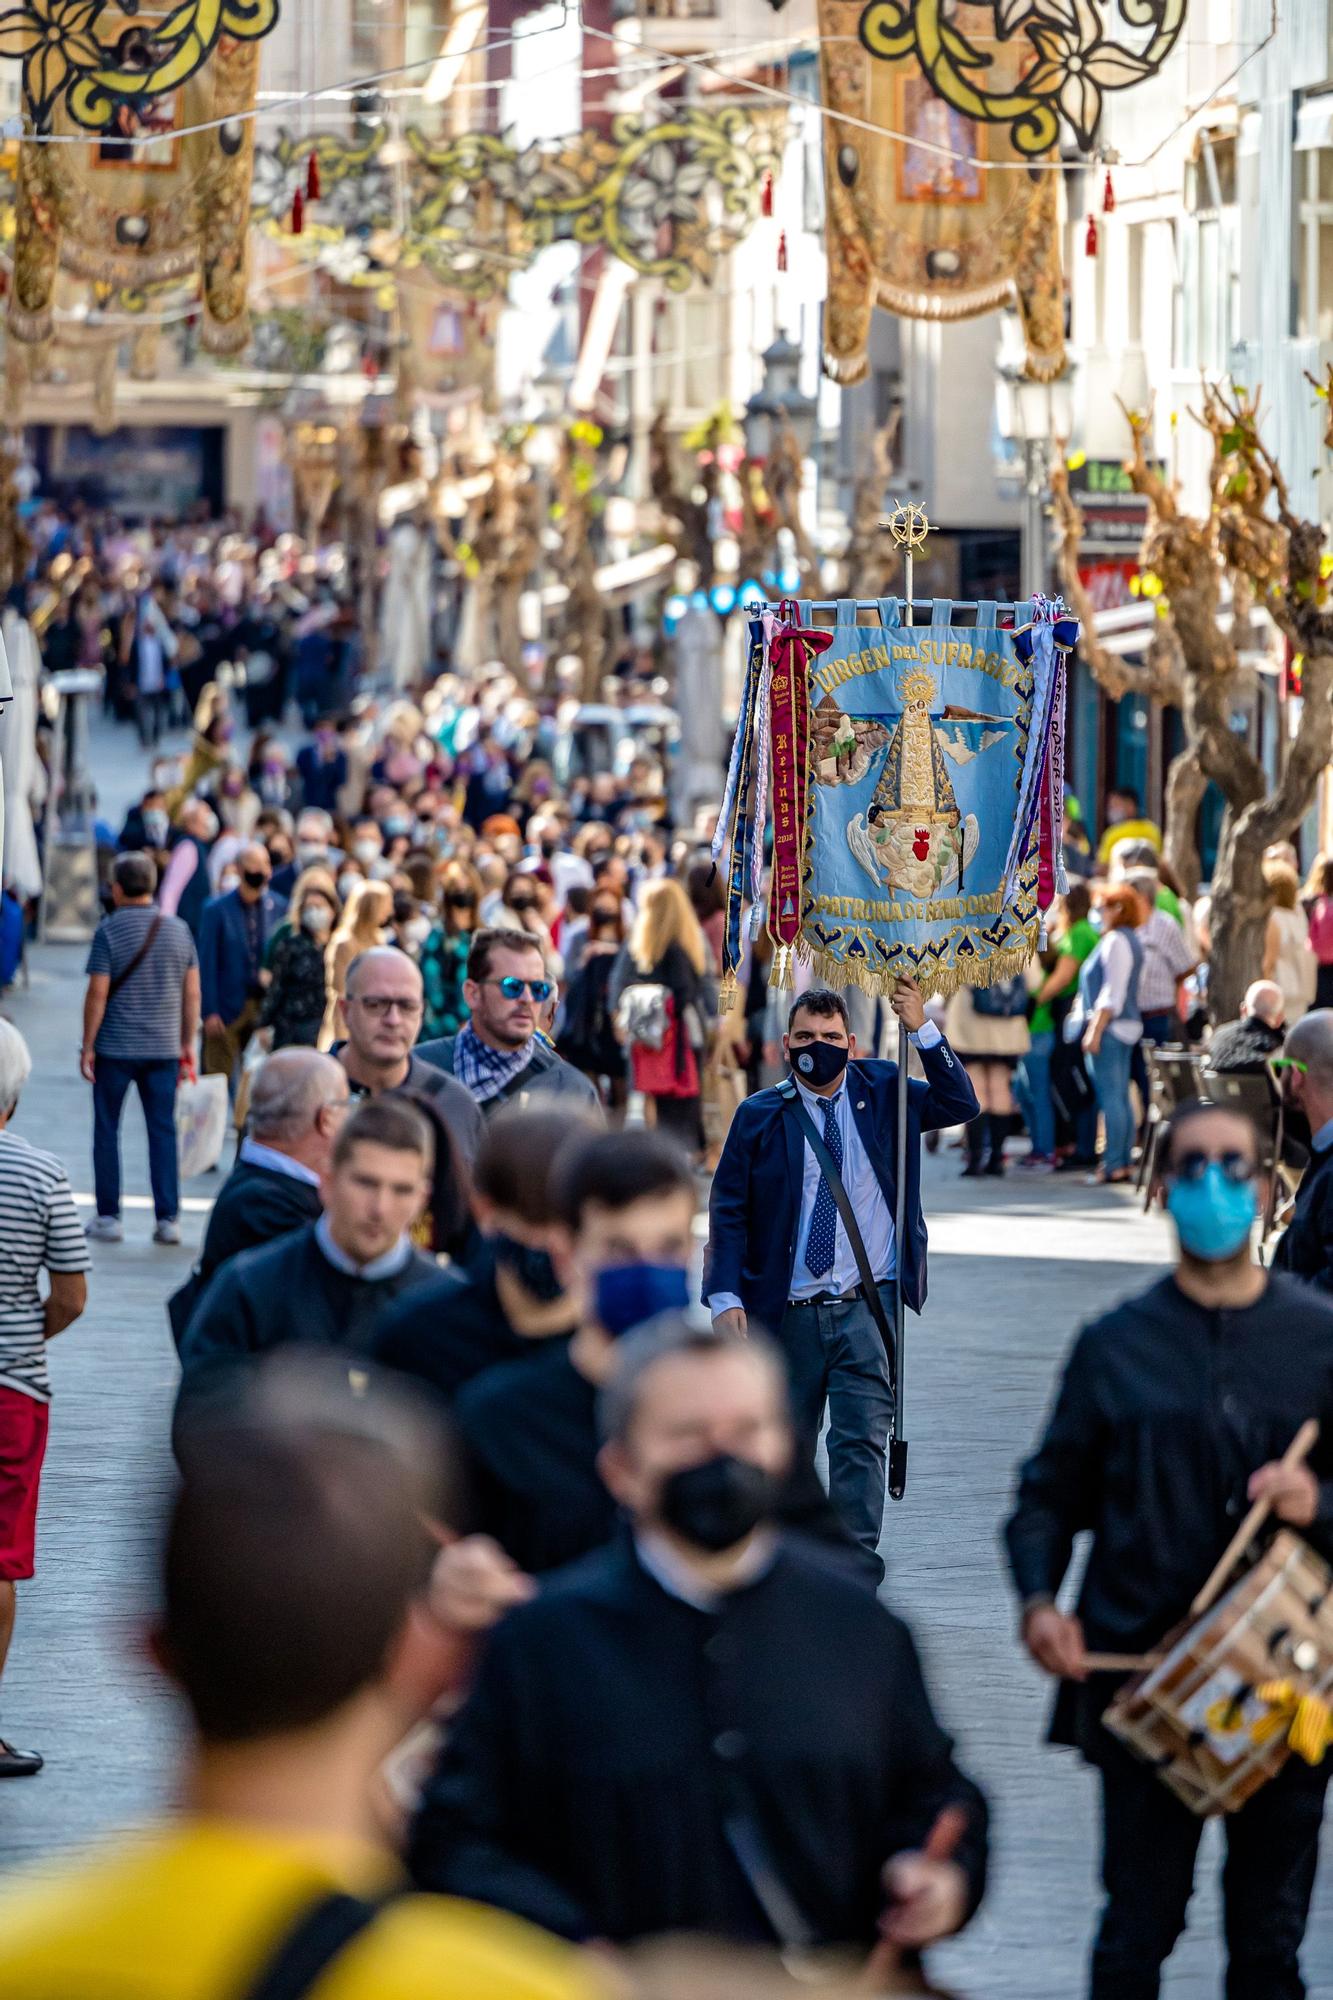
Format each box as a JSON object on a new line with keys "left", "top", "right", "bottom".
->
{"left": 743, "top": 333, "right": 818, "bottom": 462}
{"left": 994, "top": 359, "right": 1076, "bottom": 603}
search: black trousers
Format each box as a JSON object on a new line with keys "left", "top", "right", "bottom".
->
{"left": 1091, "top": 1736, "right": 1329, "bottom": 2000}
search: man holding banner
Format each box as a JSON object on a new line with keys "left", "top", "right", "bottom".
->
{"left": 705, "top": 977, "right": 976, "bottom": 1576}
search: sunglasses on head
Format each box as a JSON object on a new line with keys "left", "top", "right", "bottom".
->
{"left": 489, "top": 975, "right": 554, "bottom": 1003}
{"left": 1171, "top": 1149, "right": 1257, "bottom": 1185}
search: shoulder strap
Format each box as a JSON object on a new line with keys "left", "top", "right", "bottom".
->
{"left": 108, "top": 912, "right": 164, "bottom": 997}
{"left": 778, "top": 1082, "right": 894, "bottom": 1363}
{"left": 240, "top": 1892, "right": 390, "bottom": 2000}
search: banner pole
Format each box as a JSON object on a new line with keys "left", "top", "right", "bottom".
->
{"left": 881, "top": 501, "right": 930, "bottom": 1501}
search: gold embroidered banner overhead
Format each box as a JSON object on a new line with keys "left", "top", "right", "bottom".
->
{"left": 8, "top": 2, "right": 277, "bottom": 355}
{"left": 817, "top": 0, "right": 1065, "bottom": 384}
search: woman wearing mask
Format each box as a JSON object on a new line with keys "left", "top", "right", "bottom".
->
{"left": 557, "top": 890, "right": 630, "bottom": 1116}
{"left": 502, "top": 869, "right": 563, "bottom": 980}
{"left": 259, "top": 870, "right": 340, "bottom": 1049}
{"left": 613, "top": 876, "right": 714, "bottom": 1152}
{"left": 421, "top": 862, "right": 482, "bottom": 1042}
{"left": 321, "top": 878, "right": 393, "bottom": 1047}
{"left": 1068, "top": 883, "right": 1146, "bottom": 1185}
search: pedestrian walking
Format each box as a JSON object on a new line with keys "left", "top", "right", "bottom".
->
{"left": 417, "top": 928, "right": 599, "bottom": 1114}
{"left": 157, "top": 796, "right": 219, "bottom": 941}
{"left": 0, "top": 1357, "right": 600, "bottom": 2000}
{"left": 1005, "top": 1099, "right": 1333, "bottom": 2000}
{"left": 0, "top": 1020, "right": 89, "bottom": 1778}
{"left": 1305, "top": 859, "right": 1333, "bottom": 1011}
{"left": 167, "top": 1048, "right": 349, "bottom": 1344}
{"left": 1127, "top": 866, "right": 1198, "bottom": 1046}
{"left": 705, "top": 981, "right": 977, "bottom": 1575}
{"left": 335, "top": 946, "right": 481, "bottom": 1163}
{"left": 175, "top": 1096, "right": 440, "bottom": 1438}
{"left": 613, "top": 878, "right": 713, "bottom": 1153}
{"left": 410, "top": 1317, "right": 988, "bottom": 1954}
{"left": 373, "top": 1101, "right": 595, "bottom": 1410}
{"left": 257, "top": 866, "right": 339, "bottom": 1049}
{"left": 1015, "top": 883, "right": 1098, "bottom": 1171}
{"left": 1068, "top": 884, "right": 1146, "bottom": 1185}
{"left": 1271, "top": 1008, "right": 1333, "bottom": 1289}
{"left": 943, "top": 976, "right": 1030, "bottom": 1177}
{"left": 197, "top": 840, "right": 285, "bottom": 1090}
{"left": 81, "top": 851, "right": 200, "bottom": 1246}
{"left": 322, "top": 877, "right": 392, "bottom": 1045}
{"left": 1263, "top": 860, "right": 1317, "bottom": 1028}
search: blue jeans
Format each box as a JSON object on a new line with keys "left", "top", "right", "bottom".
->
{"left": 1090, "top": 1036, "right": 1136, "bottom": 1174}
{"left": 779, "top": 1281, "right": 896, "bottom": 1580}
{"left": 1016, "top": 1030, "right": 1056, "bottom": 1158}
{"left": 93, "top": 1055, "right": 179, "bottom": 1221}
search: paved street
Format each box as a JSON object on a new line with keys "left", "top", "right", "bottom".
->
{"left": 1, "top": 726, "right": 1332, "bottom": 1992}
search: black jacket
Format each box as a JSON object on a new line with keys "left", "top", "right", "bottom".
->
{"left": 408, "top": 1534, "right": 987, "bottom": 1945}
{"left": 167, "top": 1155, "right": 322, "bottom": 1347}
{"left": 335, "top": 1048, "right": 484, "bottom": 1165}
{"left": 1205, "top": 1016, "right": 1284, "bottom": 1076}
{"left": 175, "top": 1223, "right": 438, "bottom": 1441}
{"left": 1004, "top": 1270, "right": 1333, "bottom": 1755}
{"left": 1272, "top": 1143, "right": 1333, "bottom": 1292}
{"left": 371, "top": 1253, "right": 572, "bottom": 1413}
{"left": 414, "top": 1032, "right": 601, "bottom": 1115}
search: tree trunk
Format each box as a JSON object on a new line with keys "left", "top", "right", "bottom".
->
{"left": 1162, "top": 745, "right": 1207, "bottom": 897}
{"left": 1206, "top": 648, "right": 1333, "bottom": 1019}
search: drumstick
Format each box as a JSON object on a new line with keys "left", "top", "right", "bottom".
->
{"left": 860, "top": 1807, "right": 969, "bottom": 1990}
{"left": 1081, "top": 1651, "right": 1159, "bottom": 1673}
{"left": 1191, "top": 1417, "right": 1321, "bottom": 1618}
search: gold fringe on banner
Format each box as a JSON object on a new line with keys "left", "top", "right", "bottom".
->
{"left": 793, "top": 933, "right": 1039, "bottom": 1005}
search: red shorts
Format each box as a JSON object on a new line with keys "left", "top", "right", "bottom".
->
{"left": 0, "top": 1387, "right": 49, "bottom": 1581}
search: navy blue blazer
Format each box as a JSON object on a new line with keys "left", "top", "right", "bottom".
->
{"left": 198, "top": 886, "right": 286, "bottom": 1024}
{"left": 704, "top": 1039, "right": 978, "bottom": 1330}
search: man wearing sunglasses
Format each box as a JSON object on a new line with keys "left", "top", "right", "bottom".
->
{"left": 1271, "top": 1009, "right": 1333, "bottom": 1292}
{"left": 1005, "top": 1098, "right": 1333, "bottom": 2000}
{"left": 417, "top": 928, "right": 600, "bottom": 1117}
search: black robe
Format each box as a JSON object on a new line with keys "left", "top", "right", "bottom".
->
{"left": 1005, "top": 1270, "right": 1333, "bottom": 1755}
{"left": 168, "top": 1156, "right": 323, "bottom": 1347}
{"left": 175, "top": 1223, "right": 439, "bottom": 1441}
{"left": 453, "top": 1340, "right": 868, "bottom": 1578}
{"left": 370, "top": 1252, "right": 574, "bottom": 1411}
{"left": 408, "top": 1534, "right": 988, "bottom": 1946}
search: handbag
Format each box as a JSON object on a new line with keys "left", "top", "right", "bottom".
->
{"left": 630, "top": 996, "right": 700, "bottom": 1099}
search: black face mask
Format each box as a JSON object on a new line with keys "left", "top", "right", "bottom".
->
{"left": 241, "top": 869, "right": 268, "bottom": 892}
{"left": 790, "top": 1040, "right": 849, "bottom": 1089}
{"left": 494, "top": 1231, "right": 565, "bottom": 1304}
{"left": 445, "top": 892, "right": 476, "bottom": 911}
{"left": 509, "top": 897, "right": 537, "bottom": 915}
{"left": 659, "top": 1454, "right": 777, "bottom": 1553}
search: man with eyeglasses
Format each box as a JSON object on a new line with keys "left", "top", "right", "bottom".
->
{"left": 1271, "top": 1009, "right": 1333, "bottom": 1291}
{"left": 417, "top": 928, "right": 600, "bottom": 1116}
{"left": 1005, "top": 1098, "right": 1333, "bottom": 2000}
{"left": 336, "top": 946, "right": 481, "bottom": 1165}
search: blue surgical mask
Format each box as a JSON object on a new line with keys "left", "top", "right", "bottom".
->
{"left": 1166, "top": 1164, "right": 1257, "bottom": 1263}
{"left": 593, "top": 1261, "right": 690, "bottom": 1338}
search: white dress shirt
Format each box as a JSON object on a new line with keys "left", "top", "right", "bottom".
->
{"left": 708, "top": 1022, "right": 942, "bottom": 1314}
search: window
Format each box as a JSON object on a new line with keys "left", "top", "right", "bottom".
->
{"left": 1296, "top": 145, "right": 1333, "bottom": 340}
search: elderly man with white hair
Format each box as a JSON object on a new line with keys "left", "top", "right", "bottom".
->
{"left": 0, "top": 1018, "right": 89, "bottom": 1778}
{"left": 1206, "top": 982, "right": 1287, "bottom": 1077}
{"left": 167, "top": 1047, "right": 348, "bottom": 1345}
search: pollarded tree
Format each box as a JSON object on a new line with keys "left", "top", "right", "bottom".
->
{"left": 1055, "top": 379, "right": 1333, "bottom": 1023}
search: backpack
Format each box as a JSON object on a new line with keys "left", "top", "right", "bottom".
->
{"left": 971, "top": 974, "right": 1028, "bottom": 1019}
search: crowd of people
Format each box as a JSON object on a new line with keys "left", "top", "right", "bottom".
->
{"left": 6, "top": 512, "right": 1333, "bottom": 1998}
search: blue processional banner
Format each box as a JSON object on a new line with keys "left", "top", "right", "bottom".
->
{"left": 714, "top": 594, "right": 1078, "bottom": 1001}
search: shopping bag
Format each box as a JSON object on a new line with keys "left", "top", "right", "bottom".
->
{"left": 175, "top": 1072, "right": 229, "bottom": 1180}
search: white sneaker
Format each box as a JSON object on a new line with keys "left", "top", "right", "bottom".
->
{"left": 152, "top": 1219, "right": 182, "bottom": 1246}
{"left": 85, "top": 1215, "right": 123, "bottom": 1243}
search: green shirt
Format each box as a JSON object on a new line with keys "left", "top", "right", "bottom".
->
{"left": 1031, "top": 917, "right": 1099, "bottom": 1036}
{"left": 1156, "top": 885, "right": 1183, "bottom": 926}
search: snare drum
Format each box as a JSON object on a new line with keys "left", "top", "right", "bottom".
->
{"left": 1105, "top": 1530, "right": 1333, "bottom": 1814}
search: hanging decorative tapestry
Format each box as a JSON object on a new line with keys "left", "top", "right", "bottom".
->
{"left": 713, "top": 595, "right": 1079, "bottom": 1000}
{"left": 8, "top": 2, "right": 279, "bottom": 354}
{"left": 817, "top": 0, "right": 1065, "bottom": 384}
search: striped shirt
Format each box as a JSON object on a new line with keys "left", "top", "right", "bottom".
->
{"left": 0, "top": 1131, "right": 90, "bottom": 1403}
{"left": 86, "top": 906, "right": 197, "bottom": 1060}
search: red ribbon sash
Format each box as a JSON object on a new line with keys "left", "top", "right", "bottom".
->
{"left": 766, "top": 604, "right": 831, "bottom": 952}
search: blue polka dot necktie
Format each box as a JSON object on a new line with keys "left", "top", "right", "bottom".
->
{"left": 803, "top": 1095, "right": 844, "bottom": 1279}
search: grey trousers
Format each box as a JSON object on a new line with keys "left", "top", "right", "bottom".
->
{"left": 778, "top": 1281, "right": 896, "bottom": 1577}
